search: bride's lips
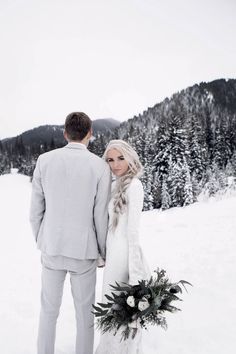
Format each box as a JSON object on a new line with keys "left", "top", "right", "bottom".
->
{"left": 114, "top": 169, "right": 122, "bottom": 172}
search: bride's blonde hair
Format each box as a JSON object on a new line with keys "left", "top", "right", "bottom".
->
{"left": 103, "top": 140, "right": 143, "bottom": 229}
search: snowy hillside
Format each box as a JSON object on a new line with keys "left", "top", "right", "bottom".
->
{"left": 0, "top": 173, "right": 235, "bottom": 354}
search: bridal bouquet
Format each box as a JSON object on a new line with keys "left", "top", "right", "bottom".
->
{"left": 92, "top": 268, "right": 192, "bottom": 341}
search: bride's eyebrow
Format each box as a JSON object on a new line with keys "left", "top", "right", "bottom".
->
{"left": 107, "top": 155, "right": 124, "bottom": 160}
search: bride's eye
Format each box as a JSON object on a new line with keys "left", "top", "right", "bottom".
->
{"left": 107, "top": 158, "right": 114, "bottom": 162}
{"left": 118, "top": 156, "right": 125, "bottom": 160}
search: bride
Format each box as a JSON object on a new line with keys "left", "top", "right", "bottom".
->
{"left": 95, "top": 139, "right": 150, "bottom": 354}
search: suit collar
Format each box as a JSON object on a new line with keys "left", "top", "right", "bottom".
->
{"left": 65, "top": 142, "right": 87, "bottom": 150}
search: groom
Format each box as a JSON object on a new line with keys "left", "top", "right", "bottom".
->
{"left": 30, "top": 112, "right": 111, "bottom": 354}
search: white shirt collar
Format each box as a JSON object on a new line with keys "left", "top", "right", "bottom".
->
{"left": 65, "top": 142, "right": 87, "bottom": 150}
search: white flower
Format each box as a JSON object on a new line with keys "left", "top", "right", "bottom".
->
{"left": 126, "top": 295, "right": 135, "bottom": 307}
{"left": 138, "top": 297, "right": 150, "bottom": 311}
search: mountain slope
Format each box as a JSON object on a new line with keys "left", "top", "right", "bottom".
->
{"left": 0, "top": 117, "right": 120, "bottom": 148}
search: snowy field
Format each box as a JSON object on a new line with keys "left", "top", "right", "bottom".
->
{"left": 0, "top": 173, "right": 235, "bottom": 354}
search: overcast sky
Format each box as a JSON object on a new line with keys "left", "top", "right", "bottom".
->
{"left": 0, "top": 0, "right": 235, "bottom": 139}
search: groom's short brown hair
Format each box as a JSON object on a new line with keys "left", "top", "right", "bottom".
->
{"left": 65, "top": 112, "right": 92, "bottom": 141}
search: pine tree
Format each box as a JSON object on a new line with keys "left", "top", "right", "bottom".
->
{"left": 154, "top": 119, "right": 171, "bottom": 179}
{"left": 204, "top": 163, "right": 227, "bottom": 197}
{"left": 168, "top": 159, "right": 183, "bottom": 207}
{"left": 230, "top": 151, "right": 236, "bottom": 176}
{"left": 89, "top": 133, "right": 107, "bottom": 157}
{"left": 151, "top": 173, "right": 162, "bottom": 209}
{"left": 204, "top": 167, "right": 219, "bottom": 196}
{"left": 213, "top": 112, "right": 232, "bottom": 169}
{"left": 161, "top": 177, "right": 171, "bottom": 210}
{"left": 191, "top": 172, "right": 201, "bottom": 201}
{"left": 225, "top": 161, "right": 234, "bottom": 177}
{"left": 142, "top": 163, "right": 154, "bottom": 210}
{"left": 139, "top": 132, "right": 155, "bottom": 210}
{"left": 165, "top": 114, "right": 192, "bottom": 207}
{"left": 152, "top": 119, "right": 172, "bottom": 208}
{"left": 183, "top": 162, "right": 194, "bottom": 206}
{"left": 188, "top": 114, "right": 204, "bottom": 181}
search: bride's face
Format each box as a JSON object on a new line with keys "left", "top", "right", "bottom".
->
{"left": 106, "top": 148, "right": 129, "bottom": 177}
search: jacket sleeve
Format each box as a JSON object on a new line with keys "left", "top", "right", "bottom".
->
{"left": 93, "top": 164, "right": 111, "bottom": 259}
{"left": 29, "top": 156, "right": 45, "bottom": 242}
{"left": 127, "top": 180, "right": 148, "bottom": 285}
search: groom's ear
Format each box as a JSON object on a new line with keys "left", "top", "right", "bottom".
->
{"left": 63, "top": 130, "right": 68, "bottom": 141}
{"left": 88, "top": 128, "right": 93, "bottom": 139}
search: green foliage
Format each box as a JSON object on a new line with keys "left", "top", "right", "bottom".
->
{"left": 93, "top": 269, "right": 192, "bottom": 341}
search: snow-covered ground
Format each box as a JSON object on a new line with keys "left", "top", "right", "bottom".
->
{"left": 0, "top": 173, "right": 235, "bottom": 354}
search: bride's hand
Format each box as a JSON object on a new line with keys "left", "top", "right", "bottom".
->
{"left": 97, "top": 255, "right": 105, "bottom": 268}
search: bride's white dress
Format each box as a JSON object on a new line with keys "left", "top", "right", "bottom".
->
{"left": 95, "top": 178, "right": 150, "bottom": 354}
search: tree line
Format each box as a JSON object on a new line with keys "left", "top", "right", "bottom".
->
{"left": 1, "top": 79, "right": 236, "bottom": 210}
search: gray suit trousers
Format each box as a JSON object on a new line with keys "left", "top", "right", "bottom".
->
{"left": 38, "top": 254, "right": 97, "bottom": 354}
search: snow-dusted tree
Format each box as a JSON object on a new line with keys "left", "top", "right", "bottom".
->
{"left": 231, "top": 151, "right": 236, "bottom": 176}
{"left": 188, "top": 114, "right": 205, "bottom": 181}
{"left": 151, "top": 173, "right": 162, "bottom": 209}
{"left": 183, "top": 162, "right": 194, "bottom": 206}
{"left": 204, "top": 167, "right": 219, "bottom": 196}
{"left": 89, "top": 133, "right": 107, "bottom": 157}
{"left": 139, "top": 131, "right": 155, "bottom": 210}
{"left": 165, "top": 113, "right": 193, "bottom": 206}
{"left": 168, "top": 159, "right": 183, "bottom": 207}
{"left": 225, "top": 161, "right": 234, "bottom": 177}
{"left": 0, "top": 152, "right": 11, "bottom": 174}
{"left": 213, "top": 111, "right": 232, "bottom": 169}
{"left": 168, "top": 157, "right": 194, "bottom": 207}
{"left": 128, "top": 128, "right": 147, "bottom": 165}
{"left": 161, "top": 177, "right": 171, "bottom": 210}
{"left": 169, "top": 115, "right": 190, "bottom": 165}
{"left": 203, "top": 163, "right": 228, "bottom": 197}
{"left": 154, "top": 119, "right": 171, "bottom": 180}
{"left": 142, "top": 163, "right": 154, "bottom": 211}
{"left": 191, "top": 171, "right": 201, "bottom": 201}
{"left": 215, "top": 167, "right": 228, "bottom": 192}
{"left": 152, "top": 119, "right": 172, "bottom": 208}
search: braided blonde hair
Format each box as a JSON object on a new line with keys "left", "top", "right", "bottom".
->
{"left": 103, "top": 140, "right": 143, "bottom": 229}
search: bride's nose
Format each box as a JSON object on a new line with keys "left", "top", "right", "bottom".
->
{"left": 113, "top": 159, "right": 120, "bottom": 168}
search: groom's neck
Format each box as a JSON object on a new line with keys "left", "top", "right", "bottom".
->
{"left": 68, "top": 139, "right": 87, "bottom": 145}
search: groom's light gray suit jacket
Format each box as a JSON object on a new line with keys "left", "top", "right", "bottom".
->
{"left": 29, "top": 142, "right": 111, "bottom": 260}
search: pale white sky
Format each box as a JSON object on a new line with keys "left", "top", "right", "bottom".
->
{"left": 0, "top": 0, "right": 235, "bottom": 138}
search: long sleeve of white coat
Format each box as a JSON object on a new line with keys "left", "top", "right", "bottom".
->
{"left": 29, "top": 156, "right": 45, "bottom": 241}
{"left": 127, "top": 179, "right": 150, "bottom": 285}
